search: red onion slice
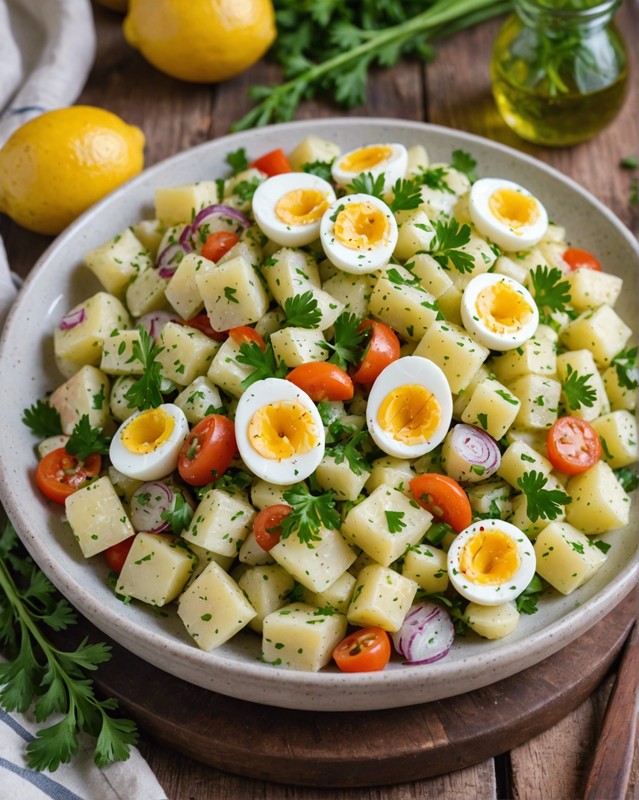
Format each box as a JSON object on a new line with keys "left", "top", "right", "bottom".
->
{"left": 156, "top": 228, "right": 193, "bottom": 278}
{"left": 392, "top": 602, "right": 455, "bottom": 665}
{"left": 130, "top": 481, "right": 175, "bottom": 533}
{"left": 445, "top": 423, "right": 501, "bottom": 482}
{"left": 59, "top": 308, "right": 86, "bottom": 330}
{"left": 137, "top": 311, "right": 179, "bottom": 341}
{"left": 187, "top": 203, "right": 251, "bottom": 249}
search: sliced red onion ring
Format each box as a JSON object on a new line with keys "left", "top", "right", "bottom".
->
{"left": 137, "top": 311, "right": 179, "bottom": 341}
{"left": 444, "top": 423, "right": 501, "bottom": 483}
{"left": 156, "top": 238, "right": 192, "bottom": 278}
{"left": 392, "top": 602, "right": 455, "bottom": 665}
{"left": 59, "top": 308, "right": 86, "bottom": 330}
{"left": 130, "top": 481, "right": 175, "bottom": 534}
{"left": 187, "top": 203, "right": 251, "bottom": 249}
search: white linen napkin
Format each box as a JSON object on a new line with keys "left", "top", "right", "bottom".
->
{"left": 0, "top": 3, "right": 169, "bottom": 797}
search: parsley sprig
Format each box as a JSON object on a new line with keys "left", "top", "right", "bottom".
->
{"left": 283, "top": 291, "right": 322, "bottom": 328}
{"left": 0, "top": 521, "right": 137, "bottom": 771}
{"left": 529, "top": 265, "right": 572, "bottom": 325}
{"left": 320, "top": 311, "right": 366, "bottom": 370}
{"left": 124, "top": 326, "right": 164, "bottom": 410}
{"left": 611, "top": 346, "right": 638, "bottom": 390}
{"left": 22, "top": 400, "right": 62, "bottom": 438}
{"left": 280, "top": 485, "right": 340, "bottom": 544}
{"left": 237, "top": 340, "right": 288, "bottom": 388}
{"left": 65, "top": 415, "right": 111, "bottom": 460}
{"left": 430, "top": 218, "right": 475, "bottom": 273}
{"left": 561, "top": 364, "right": 597, "bottom": 411}
{"left": 517, "top": 470, "right": 571, "bottom": 523}
{"left": 325, "top": 430, "right": 372, "bottom": 477}
{"left": 451, "top": 149, "right": 478, "bottom": 183}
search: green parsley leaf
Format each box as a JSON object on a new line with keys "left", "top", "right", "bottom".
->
{"left": 517, "top": 470, "right": 571, "bottom": 522}
{"left": 283, "top": 291, "right": 322, "bottom": 329}
{"left": 65, "top": 415, "right": 111, "bottom": 460}
{"left": 611, "top": 346, "right": 638, "bottom": 390}
{"left": 430, "top": 218, "right": 475, "bottom": 273}
{"left": 226, "top": 147, "right": 249, "bottom": 175}
{"left": 620, "top": 155, "right": 638, "bottom": 169}
{"left": 417, "top": 166, "right": 453, "bottom": 194}
{"left": 224, "top": 286, "right": 239, "bottom": 304}
{"left": 320, "top": 311, "right": 366, "bottom": 370}
{"left": 614, "top": 467, "right": 638, "bottom": 493}
{"left": 237, "top": 340, "right": 288, "bottom": 388}
{"left": 124, "top": 326, "right": 164, "bottom": 410}
{"left": 529, "top": 265, "right": 572, "bottom": 325}
{"left": 280, "top": 485, "right": 340, "bottom": 544}
{"left": 22, "top": 400, "right": 63, "bottom": 438}
{"left": 515, "top": 574, "right": 545, "bottom": 615}
{"left": 316, "top": 401, "right": 359, "bottom": 445}
{"left": 385, "top": 510, "right": 406, "bottom": 533}
{"left": 232, "top": 177, "right": 262, "bottom": 204}
{"left": 160, "top": 492, "right": 194, "bottom": 536}
{"left": 347, "top": 171, "right": 386, "bottom": 200}
{"left": 326, "top": 430, "right": 372, "bottom": 477}
{"left": 302, "top": 160, "right": 335, "bottom": 181}
{"left": 389, "top": 177, "right": 422, "bottom": 213}
{"left": 451, "top": 149, "right": 478, "bottom": 183}
{"left": 561, "top": 364, "right": 597, "bottom": 410}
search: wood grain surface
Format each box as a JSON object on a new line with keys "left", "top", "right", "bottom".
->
{"left": 1, "top": 2, "right": 638, "bottom": 798}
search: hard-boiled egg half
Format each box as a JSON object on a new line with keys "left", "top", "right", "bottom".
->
{"left": 109, "top": 403, "right": 189, "bottom": 481}
{"left": 461, "top": 272, "right": 539, "bottom": 351}
{"left": 234, "top": 377, "right": 325, "bottom": 485}
{"left": 469, "top": 178, "right": 548, "bottom": 252}
{"left": 252, "top": 172, "right": 336, "bottom": 247}
{"left": 320, "top": 193, "right": 398, "bottom": 274}
{"left": 447, "top": 519, "right": 536, "bottom": 606}
{"left": 366, "top": 356, "right": 452, "bottom": 459}
{"left": 331, "top": 143, "right": 408, "bottom": 194}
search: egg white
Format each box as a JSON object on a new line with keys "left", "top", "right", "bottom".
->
{"left": 234, "top": 377, "right": 325, "bottom": 485}
{"left": 331, "top": 143, "right": 408, "bottom": 194}
{"left": 469, "top": 177, "right": 548, "bottom": 251}
{"left": 109, "top": 403, "right": 189, "bottom": 481}
{"left": 366, "top": 356, "right": 453, "bottom": 459}
{"left": 320, "top": 192, "right": 398, "bottom": 274}
{"left": 447, "top": 519, "right": 536, "bottom": 606}
{"left": 461, "top": 272, "right": 539, "bottom": 351}
{"left": 251, "top": 172, "right": 336, "bottom": 247}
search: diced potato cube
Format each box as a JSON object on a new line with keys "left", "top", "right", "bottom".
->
{"left": 288, "top": 136, "right": 341, "bottom": 170}
{"left": 154, "top": 181, "right": 220, "bottom": 226}
{"left": 237, "top": 565, "right": 295, "bottom": 633}
{"left": 418, "top": 165, "right": 470, "bottom": 220}
{"left": 262, "top": 603, "right": 347, "bottom": 671}
{"left": 178, "top": 561, "right": 255, "bottom": 649}
{"left": 591, "top": 410, "right": 638, "bottom": 468}
{"left": 507, "top": 374, "right": 561, "bottom": 430}
{"left": 65, "top": 476, "right": 134, "bottom": 558}
{"left": 238, "top": 529, "right": 274, "bottom": 566}
{"left": 107, "top": 466, "right": 142, "bottom": 502}
{"left": 493, "top": 255, "right": 528, "bottom": 284}
{"left": 100, "top": 329, "right": 142, "bottom": 375}
{"left": 255, "top": 307, "right": 286, "bottom": 338}
{"left": 322, "top": 272, "right": 373, "bottom": 318}
{"left": 315, "top": 454, "right": 370, "bottom": 501}
{"left": 566, "top": 268, "right": 622, "bottom": 311}
{"left": 448, "top": 232, "right": 497, "bottom": 291}
{"left": 157, "top": 322, "right": 219, "bottom": 386}
{"left": 406, "top": 144, "right": 429, "bottom": 176}
{"left": 37, "top": 434, "right": 69, "bottom": 459}
{"left": 196, "top": 255, "right": 269, "bottom": 332}
{"left": 603, "top": 365, "right": 636, "bottom": 412}
{"left": 302, "top": 571, "right": 357, "bottom": 615}
{"left": 125, "top": 268, "right": 170, "bottom": 318}
{"left": 491, "top": 335, "right": 557, "bottom": 383}
{"left": 410, "top": 253, "right": 454, "bottom": 299}
{"left": 270, "top": 326, "right": 327, "bottom": 367}
{"left": 368, "top": 266, "right": 439, "bottom": 341}
{"left": 53, "top": 292, "right": 130, "bottom": 365}
{"left": 347, "top": 565, "right": 418, "bottom": 632}
{"left": 341, "top": 484, "right": 432, "bottom": 567}
{"left": 183, "top": 489, "right": 255, "bottom": 556}
{"left": 560, "top": 305, "right": 632, "bottom": 367}
{"left": 183, "top": 541, "right": 234, "bottom": 581}
{"left": 264, "top": 247, "right": 320, "bottom": 305}
{"left": 466, "top": 602, "right": 519, "bottom": 639}
{"left": 165, "top": 252, "right": 215, "bottom": 319}
{"left": 413, "top": 320, "right": 489, "bottom": 394}
{"left": 534, "top": 522, "right": 606, "bottom": 594}
{"left": 393, "top": 210, "right": 435, "bottom": 260}
{"left": 49, "top": 365, "right": 111, "bottom": 434}
{"left": 565, "top": 461, "right": 631, "bottom": 534}
{"left": 84, "top": 228, "right": 152, "bottom": 297}
{"left": 174, "top": 376, "right": 224, "bottom": 424}
{"left": 452, "top": 365, "right": 491, "bottom": 420}
{"left": 364, "top": 457, "right": 415, "bottom": 495}
{"left": 131, "top": 219, "right": 164, "bottom": 257}
{"left": 207, "top": 336, "right": 254, "bottom": 398}
{"left": 401, "top": 543, "right": 449, "bottom": 593}
{"left": 270, "top": 527, "right": 356, "bottom": 593}
{"left": 556, "top": 349, "right": 609, "bottom": 422}
{"left": 497, "top": 440, "right": 552, "bottom": 488}
{"left": 467, "top": 480, "right": 512, "bottom": 518}
{"left": 437, "top": 284, "right": 463, "bottom": 325}
{"left": 109, "top": 375, "right": 137, "bottom": 423}
{"left": 461, "top": 376, "right": 521, "bottom": 440}
{"left": 250, "top": 479, "right": 294, "bottom": 511}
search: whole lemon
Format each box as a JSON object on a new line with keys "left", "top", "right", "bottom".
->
{"left": 0, "top": 106, "right": 145, "bottom": 235}
{"left": 123, "top": 0, "right": 276, "bottom": 83}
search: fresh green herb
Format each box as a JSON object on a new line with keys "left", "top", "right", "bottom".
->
{"left": 283, "top": 291, "right": 322, "bottom": 328}
{"left": 424, "top": 520, "right": 453, "bottom": 545}
{"left": 386, "top": 266, "right": 420, "bottom": 287}
{"left": 22, "top": 400, "right": 63, "bottom": 438}
{"left": 620, "top": 155, "right": 638, "bottom": 169}
{"left": 561, "top": 364, "right": 597, "bottom": 410}
{"left": 212, "top": 469, "right": 254, "bottom": 495}
{"left": 430, "top": 218, "right": 475, "bottom": 273}
{"left": 593, "top": 539, "right": 612, "bottom": 555}
{"left": 515, "top": 574, "right": 545, "bottom": 615}
{"left": 0, "top": 520, "right": 137, "bottom": 771}
{"left": 529, "top": 265, "right": 572, "bottom": 325}
{"left": 517, "top": 470, "right": 571, "bottom": 523}
{"left": 65, "top": 416, "right": 111, "bottom": 460}
{"left": 320, "top": 311, "right": 366, "bottom": 370}
{"left": 280, "top": 485, "right": 340, "bottom": 544}
{"left": 224, "top": 286, "right": 239, "bottom": 304}
{"left": 226, "top": 147, "right": 249, "bottom": 175}
{"left": 614, "top": 467, "right": 638, "bottom": 493}
{"left": 389, "top": 177, "right": 423, "bottom": 213}
{"left": 232, "top": 177, "right": 262, "bottom": 204}
{"left": 611, "top": 346, "right": 638, "bottom": 390}
{"left": 417, "top": 166, "right": 453, "bottom": 194}
{"left": 326, "top": 430, "right": 372, "bottom": 477}
{"left": 347, "top": 171, "right": 386, "bottom": 199}
{"left": 385, "top": 510, "right": 407, "bottom": 533}
{"left": 631, "top": 178, "right": 638, "bottom": 206}
{"left": 302, "top": 160, "right": 335, "bottom": 181}
{"left": 237, "top": 340, "right": 288, "bottom": 388}
{"left": 451, "top": 149, "right": 478, "bottom": 183}
{"left": 160, "top": 492, "right": 194, "bottom": 536}
{"left": 317, "top": 402, "right": 359, "bottom": 445}
{"left": 428, "top": 592, "right": 471, "bottom": 635}
{"left": 124, "top": 326, "right": 164, "bottom": 410}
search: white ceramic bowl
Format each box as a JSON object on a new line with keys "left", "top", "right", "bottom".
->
{"left": 0, "top": 119, "right": 637, "bottom": 712}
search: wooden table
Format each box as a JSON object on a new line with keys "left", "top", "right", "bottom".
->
{"left": 1, "top": 3, "right": 638, "bottom": 798}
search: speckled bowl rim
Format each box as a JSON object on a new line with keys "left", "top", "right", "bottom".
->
{"left": 0, "top": 118, "right": 637, "bottom": 712}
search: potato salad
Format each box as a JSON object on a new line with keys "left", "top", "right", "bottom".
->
{"left": 24, "top": 136, "right": 637, "bottom": 674}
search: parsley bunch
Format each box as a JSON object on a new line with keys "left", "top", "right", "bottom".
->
{"left": 280, "top": 485, "right": 340, "bottom": 544}
{"left": 0, "top": 521, "right": 137, "bottom": 771}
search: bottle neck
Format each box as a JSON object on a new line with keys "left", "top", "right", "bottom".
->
{"left": 514, "top": 0, "right": 621, "bottom": 33}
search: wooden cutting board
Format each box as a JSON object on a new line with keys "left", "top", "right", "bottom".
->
{"left": 55, "top": 588, "right": 637, "bottom": 788}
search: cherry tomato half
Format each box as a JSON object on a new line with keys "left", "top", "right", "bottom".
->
{"left": 333, "top": 627, "right": 391, "bottom": 673}
{"left": 562, "top": 247, "right": 602, "bottom": 272}
{"left": 409, "top": 473, "right": 472, "bottom": 533}
{"left": 178, "top": 414, "right": 237, "bottom": 486}
{"left": 35, "top": 448, "right": 102, "bottom": 504}
{"left": 229, "top": 325, "right": 266, "bottom": 351}
{"left": 547, "top": 416, "right": 602, "bottom": 475}
{"left": 249, "top": 148, "right": 292, "bottom": 177}
{"left": 351, "top": 320, "right": 400, "bottom": 384}
{"left": 253, "top": 504, "right": 292, "bottom": 551}
{"left": 104, "top": 536, "right": 135, "bottom": 574}
{"left": 286, "top": 362, "right": 354, "bottom": 402}
{"left": 179, "top": 313, "right": 227, "bottom": 342}
{"left": 201, "top": 231, "right": 240, "bottom": 263}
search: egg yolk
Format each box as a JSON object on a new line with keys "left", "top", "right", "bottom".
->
{"left": 122, "top": 408, "right": 175, "bottom": 454}
{"left": 475, "top": 282, "right": 534, "bottom": 334}
{"left": 339, "top": 145, "right": 392, "bottom": 173}
{"left": 459, "top": 530, "right": 520, "bottom": 586}
{"left": 377, "top": 384, "right": 441, "bottom": 445}
{"left": 275, "top": 188, "right": 330, "bottom": 227}
{"left": 488, "top": 188, "right": 539, "bottom": 232}
{"left": 248, "top": 401, "right": 318, "bottom": 460}
{"left": 334, "top": 202, "right": 390, "bottom": 251}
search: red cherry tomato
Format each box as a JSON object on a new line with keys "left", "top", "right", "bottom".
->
{"left": 562, "top": 247, "right": 602, "bottom": 272}
{"left": 351, "top": 320, "right": 400, "bottom": 384}
{"left": 178, "top": 414, "right": 237, "bottom": 486}
{"left": 547, "top": 416, "right": 602, "bottom": 475}
{"left": 201, "top": 231, "right": 240, "bottom": 262}
{"left": 104, "top": 537, "right": 135, "bottom": 574}
{"left": 333, "top": 627, "right": 391, "bottom": 673}
{"left": 229, "top": 326, "right": 266, "bottom": 351}
{"left": 249, "top": 148, "right": 292, "bottom": 176}
{"left": 409, "top": 473, "right": 472, "bottom": 533}
{"left": 178, "top": 313, "right": 227, "bottom": 341}
{"left": 35, "top": 448, "right": 102, "bottom": 504}
{"left": 253, "top": 504, "right": 292, "bottom": 551}
{"left": 286, "top": 362, "right": 354, "bottom": 402}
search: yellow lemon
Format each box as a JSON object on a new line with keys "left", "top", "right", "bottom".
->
{"left": 0, "top": 106, "right": 145, "bottom": 235}
{"left": 123, "top": 0, "right": 276, "bottom": 83}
